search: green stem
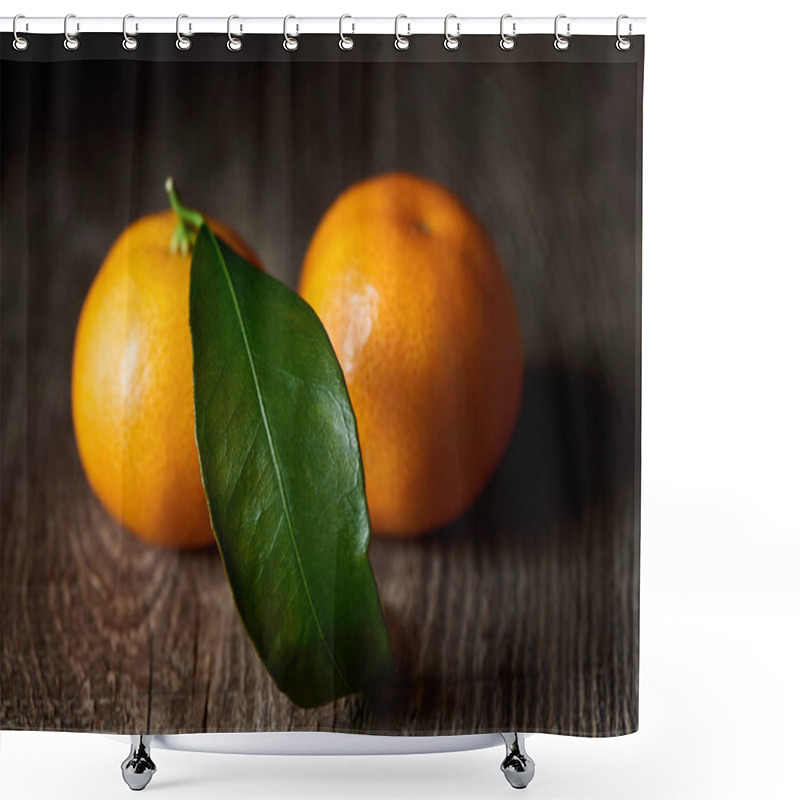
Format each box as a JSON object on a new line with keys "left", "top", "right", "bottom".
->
{"left": 165, "top": 177, "right": 205, "bottom": 256}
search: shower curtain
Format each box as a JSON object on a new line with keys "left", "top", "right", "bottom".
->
{"left": 1, "top": 30, "right": 642, "bottom": 738}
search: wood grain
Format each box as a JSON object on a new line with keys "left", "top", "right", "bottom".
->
{"left": 1, "top": 36, "right": 641, "bottom": 736}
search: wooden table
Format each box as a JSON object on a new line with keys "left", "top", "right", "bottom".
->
{"left": 1, "top": 35, "right": 642, "bottom": 736}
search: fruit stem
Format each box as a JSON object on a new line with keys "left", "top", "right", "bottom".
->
{"left": 165, "top": 177, "right": 205, "bottom": 256}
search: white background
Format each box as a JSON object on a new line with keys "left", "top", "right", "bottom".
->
{"left": 2, "top": 1, "right": 799, "bottom": 798}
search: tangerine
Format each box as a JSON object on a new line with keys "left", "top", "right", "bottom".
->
{"left": 299, "top": 172, "right": 524, "bottom": 536}
{"left": 72, "top": 180, "right": 261, "bottom": 548}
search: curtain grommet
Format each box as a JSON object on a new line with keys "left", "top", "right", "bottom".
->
{"left": 500, "top": 14, "right": 516, "bottom": 50}
{"left": 176, "top": 14, "right": 192, "bottom": 51}
{"left": 283, "top": 15, "right": 299, "bottom": 51}
{"left": 64, "top": 13, "right": 80, "bottom": 51}
{"left": 553, "top": 14, "right": 570, "bottom": 51}
{"left": 12, "top": 14, "right": 29, "bottom": 51}
{"left": 339, "top": 14, "right": 355, "bottom": 51}
{"left": 444, "top": 14, "right": 460, "bottom": 51}
{"left": 227, "top": 15, "right": 242, "bottom": 51}
{"left": 394, "top": 15, "right": 410, "bottom": 50}
{"left": 616, "top": 15, "right": 632, "bottom": 51}
{"left": 122, "top": 14, "right": 138, "bottom": 51}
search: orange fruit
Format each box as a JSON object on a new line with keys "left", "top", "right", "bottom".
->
{"left": 299, "top": 172, "right": 524, "bottom": 536}
{"left": 72, "top": 197, "right": 261, "bottom": 548}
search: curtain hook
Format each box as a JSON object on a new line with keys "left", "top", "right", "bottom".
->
{"left": 554, "top": 14, "right": 570, "bottom": 51}
{"left": 444, "top": 14, "right": 460, "bottom": 51}
{"left": 12, "top": 14, "right": 29, "bottom": 51}
{"left": 176, "top": 14, "right": 191, "bottom": 50}
{"left": 616, "top": 15, "right": 632, "bottom": 51}
{"left": 339, "top": 14, "right": 355, "bottom": 50}
{"left": 394, "top": 15, "right": 410, "bottom": 50}
{"left": 227, "top": 15, "right": 243, "bottom": 51}
{"left": 122, "top": 14, "right": 138, "bottom": 51}
{"left": 283, "top": 15, "right": 299, "bottom": 51}
{"left": 500, "top": 14, "right": 516, "bottom": 50}
{"left": 64, "top": 13, "right": 80, "bottom": 51}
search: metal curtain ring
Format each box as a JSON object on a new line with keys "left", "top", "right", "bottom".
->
{"left": 12, "top": 14, "right": 29, "bottom": 51}
{"left": 616, "top": 14, "right": 632, "bottom": 51}
{"left": 444, "top": 14, "right": 460, "bottom": 50}
{"left": 227, "top": 15, "right": 242, "bottom": 51}
{"left": 176, "top": 14, "right": 191, "bottom": 50}
{"left": 394, "top": 14, "right": 410, "bottom": 50}
{"left": 64, "top": 13, "right": 79, "bottom": 51}
{"left": 339, "top": 14, "right": 355, "bottom": 50}
{"left": 554, "top": 14, "right": 570, "bottom": 51}
{"left": 122, "top": 14, "right": 138, "bottom": 51}
{"left": 500, "top": 14, "right": 516, "bottom": 50}
{"left": 283, "top": 15, "right": 299, "bottom": 51}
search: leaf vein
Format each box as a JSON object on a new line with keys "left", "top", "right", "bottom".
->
{"left": 207, "top": 231, "right": 352, "bottom": 694}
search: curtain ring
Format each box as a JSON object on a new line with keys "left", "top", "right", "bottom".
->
{"left": 64, "top": 13, "right": 80, "bottom": 51}
{"left": 176, "top": 14, "right": 191, "bottom": 50}
{"left": 554, "top": 14, "right": 570, "bottom": 51}
{"left": 443, "top": 14, "right": 460, "bottom": 51}
{"left": 500, "top": 14, "right": 516, "bottom": 50}
{"left": 12, "top": 15, "right": 29, "bottom": 51}
{"left": 283, "top": 15, "right": 299, "bottom": 51}
{"left": 227, "top": 15, "right": 242, "bottom": 51}
{"left": 339, "top": 14, "right": 355, "bottom": 50}
{"left": 394, "top": 15, "right": 410, "bottom": 50}
{"left": 122, "top": 15, "right": 138, "bottom": 51}
{"left": 616, "top": 15, "right": 632, "bottom": 51}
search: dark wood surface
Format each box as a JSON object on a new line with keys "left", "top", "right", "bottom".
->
{"left": 1, "top": 36, "right": 641, "bottom": 735}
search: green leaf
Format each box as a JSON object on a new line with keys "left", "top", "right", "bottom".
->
{"left": 189, "top": 224, "right": 393, "bottom": 709}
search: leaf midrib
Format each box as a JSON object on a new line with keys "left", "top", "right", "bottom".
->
{"left": 208, "top": 231, "right": 352, "bottom": 694}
